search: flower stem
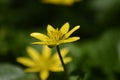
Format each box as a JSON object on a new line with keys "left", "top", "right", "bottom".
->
{"left": 56, "top": 46, "right": 69, "bottom": 80}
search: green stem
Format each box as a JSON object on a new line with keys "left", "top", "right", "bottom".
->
{"left": 56, "top": 46, "right": 69, "bottom": 80}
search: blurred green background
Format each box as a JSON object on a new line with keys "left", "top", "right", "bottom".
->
{"left": 0, "top": 0, "right": 120, "bottom": 80}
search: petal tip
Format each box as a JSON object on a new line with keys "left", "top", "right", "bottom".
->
{"left": 76, "top": 37, "right": 80, "bottom": 41}
{"left": 16, "top": 57, "right": 22, "bottom": 62}
{"left": 30, "top": 33, "right": 37, "bottom": 36}
{"left": 77, "top": 25, "right": 80, "bottom": 29}
{"left": 65, "top": 22, "right": 69, "bottom": 25}
{"left": 30, "top": 33, "right": 33, "bottom": 36}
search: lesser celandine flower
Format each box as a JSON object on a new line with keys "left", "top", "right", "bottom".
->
{"left": 41, "top": 0, "right": 81, "bottom": 6}
{"left": 30, "top": 22, "right": 80, "bottom": 47}
{"left": 16, "top": 46, "right": 72, "bottom": 80}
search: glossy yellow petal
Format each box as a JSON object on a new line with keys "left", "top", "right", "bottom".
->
{"left": 47, "top": 24, "right": 55, "bottom": 33}
{"left": 63, "top": 57, "right": 72, "bottom": 64}
{"left": 30, "top": 32, "right": 48, "bottom": 41}
{"left": 16, "top": 57, "right": 35, "bottom": 67}
{"left": 40, "top": 70, "right": 49, "bottom": 80}
{"left": 50, "top": 66, "right": 63, "bottom": 72}
{"left": 64, "top": 25, "right": 80, "bottom": 38}
{"left": 25, "top": 68, "right": 40, "bottom": 72}
{"left": 32, "top": 42, "right": 47, "bottom": 45}
{"left": 42, "top": 45, "right": 51, "bottom": 58}
{"left": 26, "top": 47, "right": 40, "bottom": 61}
{"left": 30, "top": 22, "right": 80, "bottom": 46}
{"left": 63, "top": 37, "right": 80, "bottom": 43}
{"left": 60, "top": 22, "right": 69, "bottom": 34}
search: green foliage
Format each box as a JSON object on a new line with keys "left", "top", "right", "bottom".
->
{"left": 0, "top": 0, "right": 120, "bottom": 80}
{"left": 0, "top": 63, "right": 24, "bottom": 80}
{"left": 0, "top": 63, "right": 40, "bottom": 80}
{"left": 69, "top": 29, "right": 120, "bottom": 80}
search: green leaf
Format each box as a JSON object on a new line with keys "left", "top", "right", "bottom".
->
{"left": 16, "top": 73, "right": 39, "bottom": 80}
{"left": 0, "top": 63, "right": 25, "bottom": 80}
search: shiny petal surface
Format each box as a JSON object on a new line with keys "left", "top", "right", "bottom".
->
{"left": 60, "top": 22, "right": 69, "bottom": 34}
{"left": 47, "top": 24, "right": 55, "bottom": 33}
{"left": 30, "top": 33, "right": 48, "bottom": 41}
{"left": 63, "top": 37, "right": 80, "bottom": 43}
{"left": 64, "top": 25, "right": 80, "bottom": 38}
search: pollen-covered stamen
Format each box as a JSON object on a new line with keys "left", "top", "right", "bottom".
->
{"left": 48, "top": 29, "right": 64, "bottom": 41}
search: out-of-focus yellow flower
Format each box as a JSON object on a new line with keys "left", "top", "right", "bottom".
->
{"left": 41, "top": 0, "right": 81, "bottom": 6}
{"left": 30, "top": 22, "right": 80, "bottom": 47}
{"left": 16, "top": 46, "right": 72, "bottom": 80}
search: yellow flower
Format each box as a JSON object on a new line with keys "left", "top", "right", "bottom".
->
{"left": 30, "top": 22, "right": 80, "bottom": 47}
{"left": 16, "top": 46, "right": 72, "bottom": 80}
{"left": 41, "top": 0, "right": 81, "bottom": 6}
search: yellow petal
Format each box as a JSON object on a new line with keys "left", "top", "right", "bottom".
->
{"left": 64, "top": 25, "right": 80, "bottom": 38}
{"left": 30, "top": 32, "right": 48, "bottom": 41}
{"left": 63, "top": 57, "right": 72, "bottom": 64}
{"left": 52, "top": 52, "right": 59, "bottom": 60}
{"left": 60, "top": 48, "right": 69, "bottom": 57}
{"left": 41, "top": 0, "right": 80, "bottom": 6}
{"left": 25, "top": 68, "right": 40, "bottom": 72}
{"left": 53, "top": 57, "right": 72, "bottom": 65}
{"left": 16, "top": 57, "right": 35, "bottom": 67}
{"left": 26, "top": 47, "right": 40, "bottom": 61}
{"left": 42, "top": 0, "right": 61, "bottom": 5}
{"left": 63, "top": 0, "right": 74, "bottom": 5}
{"left": 53, "top": 48, "right": 69, "bottom": 60}
{"left": 47, "top": 24, "right": 55, "bottom": 33}
{"left": 32, "top": 42, "right": 47, "bottom": 45}
{"left": 63, "top": 37, "right": 80, "bottom": 43}
{"left": 60, "top": 22, "right": 69, "bottom": 34}
{"left": 40, "top": 70, "right": 49, "bottom": 80}
{"left": 42, "top": 45, "right": 51, "bottom": 58}
{"left": 50, "top": 66, "right": 63, "bottom": 72}
{"left": 54, "top": 60, "right": 61, "bottom": 66}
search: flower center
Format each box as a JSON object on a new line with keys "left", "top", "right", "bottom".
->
{"left": 48, "top": 29, "right": 64, "bottom": 41}
{"left": 35, "top": 57, "right": 55, "bottom": 70}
